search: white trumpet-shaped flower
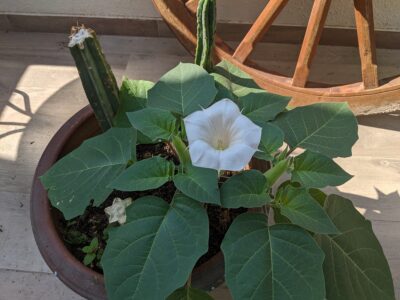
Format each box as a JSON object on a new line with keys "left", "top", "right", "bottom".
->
{"left": 184, "top": 99, "right": 262, "bottom": 171}
{"left": 104, "top": 197, "right": 132, "bottom": 225}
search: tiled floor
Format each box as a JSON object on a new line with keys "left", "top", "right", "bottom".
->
{"left": 0, "top": 31, "right": 399, "bottom": 299}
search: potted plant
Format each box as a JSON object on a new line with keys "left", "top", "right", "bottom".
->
{"left": 31, "top": 0, "right": 395, "bottom": 299}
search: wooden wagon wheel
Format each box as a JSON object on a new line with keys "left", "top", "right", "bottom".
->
{"left": 152, "top": 0, "right": 400, "bottom": 115}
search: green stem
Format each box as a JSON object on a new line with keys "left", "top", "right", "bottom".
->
{"left": 186, "top": 273, "right": 192, "bottom": 288}
{"left": 264, "top": 159, "right": 291, "bottom": 186}
{"left": 171, "top": 135, "right": 190, "bottom": 166}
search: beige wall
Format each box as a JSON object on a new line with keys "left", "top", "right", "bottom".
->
{"left": 1, "top": 0, "right": 400, "bottom": 31}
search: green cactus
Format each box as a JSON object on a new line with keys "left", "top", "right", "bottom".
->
{"left": 68, "top": 25, "right": 119, "bottom": 131}
{"left": 194, "top": 0, "right": 217, "bottom": 72}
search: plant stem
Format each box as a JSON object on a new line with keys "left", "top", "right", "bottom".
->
{"left": 262, "top": 205, "right": 268, "bottom": 215}
{"left": 171, "top": 135, "right": 190, "bottom": 166}
{"left": 264, "top": 159, "right": 290, "bottom": 186}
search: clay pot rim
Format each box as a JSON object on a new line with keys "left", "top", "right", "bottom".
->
{"left": 30, "top": 105, "right": 224, "bottom": 299}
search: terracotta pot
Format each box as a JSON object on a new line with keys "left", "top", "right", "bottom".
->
{"left": 30, "top": 105, "right": 224, "bottom": 299}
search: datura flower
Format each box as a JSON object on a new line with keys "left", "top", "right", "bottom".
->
{"left": 104, "top": 197, "right": 132, "bottom": 225}
{"left": 184, "top": 98, "right": 262, "bottom": 171}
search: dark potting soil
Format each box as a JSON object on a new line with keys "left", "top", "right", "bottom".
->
{"left": 56, "top": 143, "right": 245, "bottom": 274}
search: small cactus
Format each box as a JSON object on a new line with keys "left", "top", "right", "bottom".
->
{"left": 194, "top": 0, "right": 217, "bottom": 72}
{"left": 69, "top": 25, "right": 119, "bottom": 131}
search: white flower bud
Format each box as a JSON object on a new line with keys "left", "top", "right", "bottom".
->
{"left": 104, "top": 197, "right": 133, "bottom": 225}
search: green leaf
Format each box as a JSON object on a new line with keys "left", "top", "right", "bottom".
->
{"left": 167, "top": 287, "right": 214, "bottom": 300}
{"left": 292, "top": 150, "right": 352, "bottom": 188}
{"left": 239, "top": 91, "right": 290, "bottom": 122}
{"left": 273, "top": 207, "right": 291, "bottom": 224}
{"left": 90, "top": 237, "right": 99, "bottom": 249}
{"left": 114, "top": 79, "right": 154, "bottom": 144}
{"left": 148, "top": 63, "right": 217, "bottom": 116}
{"left": 82, "top": 246, "right": 91, "bottom": 254}
{"left": 276, "top": 185, "right": 338, "bottom": 234}
{"left": 315, "top": 195, "right": 395, "bottom": 300}
{"left": 109, "top": 156, "right": 174, "bottom": 191}
{"left": 254, "top": 123, "right": 284, "bottom": 161}
{"left": 40, "top": 128, "right": 134, "bottom": 220}
{"left": 114, "top": 79, "right": 154, "bottom": 128}
{"left": 83, "top": 253, "right": 96, "bottom": 266}
{"left": 221, "top": 212, "right": 326, "bottom": 300}
{"left": 220, "top": 170, "right": 270, "bottom": 208}
{"left": 308, "top": 188, "right": 327, "bottom": 206}
{"left": 101, "top": 194, "right": 209, "bottom": 300}
{"left": 273, "top": 102, "right": 358, "bottom": 158}
{"left": 173, "top": 165, "right": 220, "bottom": 205}
{"left": 212, "top": 60, "right": 262, "bottom": 100}
{"left": 127, "top": 107, "right": 177, "bottom": 141}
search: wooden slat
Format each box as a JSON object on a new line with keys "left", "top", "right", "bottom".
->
{"left": 353, "top": 0, "right": 378, "bottom": 89}
{"left": 232, "top": 0, "right": 289, "bottom": 63}
{"left": 185, "top": 0, "right": 198, "bottom": 14}
{"left": 292, "top": 0, "right": 332, "bottom": 87}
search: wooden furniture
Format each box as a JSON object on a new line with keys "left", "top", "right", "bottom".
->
{"left": 152, "top": 0, "right": 400, "bottom": 115}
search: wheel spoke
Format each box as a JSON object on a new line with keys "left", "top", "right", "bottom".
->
{"left": 292, "top": 0, "right": 332, "bottom": 87}
{"left": 233, "top": 0, "right": 289, "bottom": 63}
{"left": 353, "top": 0, "right": 378, "bottom": 89}
{"left": 185, "top": 0, "right": 198, "bottom": 14}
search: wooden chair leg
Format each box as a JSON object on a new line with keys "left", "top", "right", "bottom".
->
{"left": 233, "top": 0, "right": 289, "bottom": 63}
{"left": 353, "top": 0, "right": 378, "bottom": 89}
{"left": 292, "top": 0, "right": 331, "bottom": 87}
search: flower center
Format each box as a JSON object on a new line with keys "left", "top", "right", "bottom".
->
{"left": 214, "top": 136, "right": 230, "bottom": 150}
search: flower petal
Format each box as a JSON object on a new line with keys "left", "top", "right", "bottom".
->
{"left": 229, "top": 115, "right": 262, "bottom": 149}
{"left": 189, "top": 139, "right": 220, "bottom": 170}
{"left": 184, "top": 110, "right": 212, "bottom": 144}
{"left": 204, "top": 98, "right": 241, "bottom": 129}
{"left": 219, "top": 144, "right": 258, "bottom": 171}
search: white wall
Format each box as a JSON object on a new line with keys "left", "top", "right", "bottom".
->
{"left": 1, "top": 0, "right": 400, "bottom": 31}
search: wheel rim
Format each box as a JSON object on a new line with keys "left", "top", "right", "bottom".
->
{"left": 152, "top": 0, "right": 400, "bottom": 115}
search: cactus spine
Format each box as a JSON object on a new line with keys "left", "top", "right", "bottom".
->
{"left": 68, "top": 25, "right": 119, "bottom": 131}
{"left": 194, "top": 0, "right": 216, "bottom": 72}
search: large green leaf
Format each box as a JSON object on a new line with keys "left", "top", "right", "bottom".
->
{"left": 109, "top": 156, "right": 174, "bottom": 191}
{"left": 292, "top": 150, "right": 352, "bottom": 188}
{"left": 114, "top": 79, "right": 154, "bottom": 144}
{"left": 212, "top": 60, "right": 262, "bottom": 100}
{"left": 308, "top": 188, "right": 327, "bottom": 206}
{"left": 102, "top": 194, "right": 209, "bottom": 300}
{"left": 273, "top": 102, "right": 358, "bottom": 158}
{"left": 315, "top": 195, "right": 395, "bottom": 300}
{"left": 276, "top": 185, "right": 338, "bottom": 234}
{"left": 239, "top": 91, "right": 290, "bottom": 122}
{"left": 127, "top": 107, "right": 177, "bottom": 141}
{"left": 167, "top": 287, "right": 214, "bottom": 300}
{"left": 114, "top": 79, "right": 154, "bottom": 128}
{"left": 40, "top": 128, "right": 134, "bottom": 220}
{"left": 220, "top": 170, "right": 271, "bottom": 208}
{"left": 148, "top": 63, "right": 217, "bottom": 116}
{"left": 221, "top": 212, "right": 325, "bottom": 300}
{"left": 254, "top": 123, "right": 284, "bottom": 161}
{"left": 173, "top": 165, "right": 220, "bottom": 205}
